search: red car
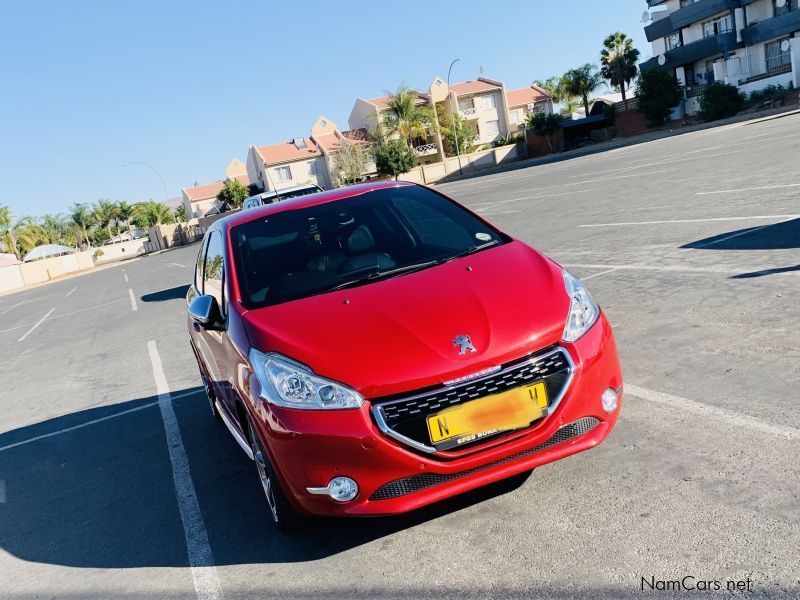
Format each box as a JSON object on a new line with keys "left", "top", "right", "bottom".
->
{"left": 187, "top": 181, "right": 622, "bottom": 530}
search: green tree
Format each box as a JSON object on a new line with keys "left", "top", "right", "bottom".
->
{"left": 0, "top": 205, "right": 20, "bottom": 259}
{"left": 375, "top": 138, "right": 417, "bottom": 180}
{"left": 216, "top": 179, "right": 249, "bottom": 209}
{"left": 698, "top": 82, "right": 745, "bottom": 122}
{"left": 381, "top": 86, "right": 432, "bottom": 149}
{"left": 40, "top": 213, "right": 67, "bottom": 244}
{"left": 116, "top": 201, "right": 135, "bottom": 235}
{"left": 533, "top": 75, "right": 579, "bottom": 115}
{"left": 526, "top": 112, "right": 565, "bottom": 153}
{"left": 92, "top": 199, "right": 117, "bottom": 240}
{"left": 333, "top": 140, "right": 370, "bottom": 185}
{"left": 175, "top": 203, "right": 188, "bottom": 223}
{"left": 600, "top": 32, "right": 640, "bottom": 102}
{"left": 132, "top": 200, "right": 175, "bottom": 228}
{"left": 563, "top": 64, "right": 604, "bottom": 117}
{"left": 437, "top": 106, "right": 477, "bottom": 156}
{"left": 636, "top": 67, "right": 682, "bottom": 126}
{"left": 70, "top": 203, "right": 93, "bottom": 248}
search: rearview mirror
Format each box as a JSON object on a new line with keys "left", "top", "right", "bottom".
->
{"left": 188, "top": 294, "right": 223, "bottom": 330}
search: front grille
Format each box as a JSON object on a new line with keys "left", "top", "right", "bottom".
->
{"left": 369, "top": 417, "right": 600, "bottom": 501}
{"left": 371, "top": 347, "right": 573, "bottom": 453}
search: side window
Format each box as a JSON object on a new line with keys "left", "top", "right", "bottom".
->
{"left": 203, "top": 231, "right": 226, "bottom": 315}
{"left": 391, "top": 196, "right": 473, "bottom": 250}
{"left": 194, "top": 236, "right": 209, "bottom": 292}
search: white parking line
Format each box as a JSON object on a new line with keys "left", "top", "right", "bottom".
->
{"left": 129, "top": 288, "right": 137, "bottom": 312}
{"left": 564, "top": 263, "right": 739, "bottom": 275}
{"left": 579, "top": 214, "right": 800, "bottom": 227}
{"left": 581, "top": 267, "right": 619, "bottom": 281}
{"left": 148, "top": 341, "right": 222, "bottom": 600}
{"left": 0, "top": 390, "right": 202, "bottom": 453}
{"left": 626, "top": 384, "right": 800, "bottom": 440}
{"left": 65, "top": 286, "right": 77, "bottom": 298}
{"left": 17, "top": 308, "right": 55, "bottom": 342}
{"left": 692, "top": 222, "right": 779, "bottom": 248}
{"left": 696, "top": 183, "right": 800, "bottom": 195}
{"left": 171, "top": 262, "right": 186, "bottom": 268}
{"left": 0, "top": 300, "right": 32, "bottom": 315}
{"left": 124, "top": 272, "right": 129, "bottom": 282}
{"left": 0, "top": 298, "right": 130, "bottom": 335}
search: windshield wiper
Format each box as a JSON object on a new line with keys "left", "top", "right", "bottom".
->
{"left": 442, "top": 239, "right": 500, "bottom": 262}
{"left": 330, "top": 260, "right": 440, "bottom": 292}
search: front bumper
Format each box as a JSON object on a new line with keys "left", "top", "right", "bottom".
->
{"left": 252, "top": 314, "right": 622, "bottom": 517}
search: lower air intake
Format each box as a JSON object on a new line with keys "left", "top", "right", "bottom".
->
{"left": 369, "top": 417, "right": 600, "bottom": 501}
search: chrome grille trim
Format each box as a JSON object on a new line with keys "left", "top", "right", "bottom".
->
{"left": 370, "top": 347, "right": 575, "bottom": 455}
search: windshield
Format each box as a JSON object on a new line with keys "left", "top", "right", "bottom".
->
{"left": 231, "top": 186, "right": 507, "bottom": 308}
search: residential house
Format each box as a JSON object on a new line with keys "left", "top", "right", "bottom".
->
{"left": 641, "top": 0, "right": 800, "bottom": 111}
{"left": 348, "top": 88, "right": 444, "bottom": 164}
{"left": 181, "top": 159, "right": 250, "bottom": 219}
{"left": 445, "top": 77, "right": 513, "bottom": 147}
{"left": 506, "top": 85, "right": 554, "bottom": 131}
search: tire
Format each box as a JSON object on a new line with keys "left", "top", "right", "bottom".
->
{"left": 246, "top": 416, "right": 306, "bottom": 532}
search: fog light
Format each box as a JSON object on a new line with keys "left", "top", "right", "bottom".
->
{"left": 601, "top": 388, "right": 618, "bottom": 413}
{"left": 307, "top": 476, "right": 359, "bottom": 502}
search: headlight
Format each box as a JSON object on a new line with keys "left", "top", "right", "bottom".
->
{"left": 249, "top": 349, "right": 364, "bottom": 410}
{"left": 561, "top": 270, "right": 600, "bottom": 342}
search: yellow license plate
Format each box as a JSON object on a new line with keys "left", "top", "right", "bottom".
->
{"left": 427, "top": 382, "right": 548, "bottom": 447}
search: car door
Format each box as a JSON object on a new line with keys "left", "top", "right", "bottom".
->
{"left": 192, "top": 229, "right": 239, "bottom": 419}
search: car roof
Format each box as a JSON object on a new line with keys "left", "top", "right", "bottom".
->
{"left": 258, "top": 183, "right": 321, "bottom": 197}
{"left": 216, "top": 180, "right": 418, "bottom": 231}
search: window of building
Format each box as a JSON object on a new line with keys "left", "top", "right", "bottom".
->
{"left": 702, "top": 14, "right": 732, "bottom": 38}
{"left": 458, "top": 97, "right": 474, "bottom": 111}
{"left": 483, "top": 94, "right": 497, "bottom": 110}
{"left": 774, "top": 0, "right": 799, "bottom": 16}
{"left": 666, "top": 32, "right": 682, "bottom": 50}
{"left": 509, "top": 108, "right": 523, "bottom": 125}
{"left": 765, "top": 37, "right": 792, "bottom": 70}
{"left": 680, "top": 0, "right": 700, "bottom": 7}
{"left": 308, "top": 161, "right": 318, "bottom": 176}
{"left": 485, "top": 120, "right": 500, "bottom": 136}
{"left": 275, "top": 166, "right": 292, "bottom": 182}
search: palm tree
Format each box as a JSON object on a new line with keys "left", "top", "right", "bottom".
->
{"left": 381, "top": 86, "right": 432, "bottom": 150}
{"left": 117, "top": 201, "right": 135, "bottom": 237}
{"left": 0, "top": 205, "right": 20, "bottom": 259}
{"left": 70, "top": 203, "right": 93, "bottom": 248}
{"left": 12, "top": 216, "right": 46, "bottom": 256}
{"left": 92, "top": 199, "right": 116, "bottom": 241}
{"left": 40, "top": 213, "right": 66, "bottom": 245}
{"left": 600, "top": 32, "right": 640, "bottom": 102}
{"left": 563, "top": 64, "right": 604, "bottom": 117}
{"left": 533, "top": 76, "right": 579, "bottom": 115}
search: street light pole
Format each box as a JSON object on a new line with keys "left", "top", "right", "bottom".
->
{"left": 447, "top": 58, "right": 463, "bottom": 176}
{"left": 122, "top": 161, "right": 171, "bottom": 203}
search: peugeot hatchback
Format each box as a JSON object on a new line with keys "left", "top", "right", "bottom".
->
{"left": 187, "top": 181, "right": 622, "bottom": 530}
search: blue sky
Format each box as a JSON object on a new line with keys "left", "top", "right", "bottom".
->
{"left": 0, "top": 1, "right": 649, "bottom": 218}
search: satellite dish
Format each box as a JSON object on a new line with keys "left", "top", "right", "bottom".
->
{"left": 781, "top": 39, "right": 791, "bottom": 52}
{"left": 776, "top": 0, "right": 787, "bottom": 7}
{"left": 642, "top": 11, "right": 651, "bottom": 23}
{"left": 658, "top": 54, "right": 667, "bottom": 66}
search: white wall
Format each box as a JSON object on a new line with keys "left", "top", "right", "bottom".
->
{"left": 745, "top": 0, "right": 772, "bottom": 24}
{"left": 94, "top": 240, "right": 147, "bottom": 263}
{"left": 0, "top": 265, "right": 25, "bottom": 293}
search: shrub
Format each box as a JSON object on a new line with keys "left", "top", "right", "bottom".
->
{"left": 93, "top": 248, "right": 104, "bottom": 258}
{"left": 746, "top": 84, "right": 789, "bottom": 108}
{"left": 374, "top": 139, "right": 417, "bottom": 180}
{"left": 698, "top": 82, "right": 745, "bottom": 121}
{"left": 526, "top": 112, "right": 564, "bottom": 153}
{"left": 635, "top": 67, "right": 682, "bottom": 127}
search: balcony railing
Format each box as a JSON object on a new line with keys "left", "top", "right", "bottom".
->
{"left": 739, "top": 62, "right": 793, "bottom": 85}
{"left": 742, "top": 9, "right": 800, "bottom": 45}
{"left": 644, "top": 0, "right": 738, "bottom": 42}
{"left": 458, "top": 107, "right": 479, "bottom": 119}
{"left": 641, "top": 30, "right": 738, "bottom": 70}
{"left": 413, "top": 143, "right": 438, "bottom": 156}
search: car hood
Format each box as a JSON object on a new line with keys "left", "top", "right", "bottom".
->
{"left": 243, "top": 241, "right": 570, "bottom": 399}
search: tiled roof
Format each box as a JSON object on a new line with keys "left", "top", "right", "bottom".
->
{"left": 256, "top": 138, "right": 321, "bottom": 164}
{"left": 183, "top": 181, "right": 225, "bottom": 201}
{"left": 506, "top": 86, "right": 551, "bottom": 107}
{"left": 365, "top": 92, "right": 428, "bottom": 110}
{"left": 314, "top": 129, "right": 371, "bottom": 152}
{"left": 449, "top": 80, "right": 501, "bottom": 95}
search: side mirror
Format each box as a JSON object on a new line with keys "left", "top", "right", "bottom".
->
{"left": 188, "top": 295, "right": 223, "bottom": 330}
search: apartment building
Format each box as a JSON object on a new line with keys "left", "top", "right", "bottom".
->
{"left": 641, "top": 0, "right": 800, "bottom": 108}
{"left": 246, "top": 117, "right": 375, "bottom": 192}
{"left": 506, "top": 85, "right": 554, "bottom": 130}
{"left": 181, "top": 159, "right": 250, "bottom": 218}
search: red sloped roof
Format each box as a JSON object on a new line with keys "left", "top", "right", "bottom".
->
{"left": 506, "top": 86, "right": 550, "bottom": 107}
{"left": 256, "top": 138, "right": 321, "bottom": 164}
{"left": 183, "top": 181, "right": 225, "bottom": 201}
{"left": 449, "top": 80, "right": 501, "bottom": 95}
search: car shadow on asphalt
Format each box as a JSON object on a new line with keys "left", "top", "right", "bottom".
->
{"left": 681, "top": 218, "right": 800, "bottom": 251}
{"left": 141, "top": 284, "right": 190, "bottom": 303}
{"left": 0, "top": 387, "right": 530, "bottom": 568}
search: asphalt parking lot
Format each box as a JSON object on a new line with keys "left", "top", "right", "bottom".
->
{"left": 1, "top": 111, "right": 799, "bottom": 599}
